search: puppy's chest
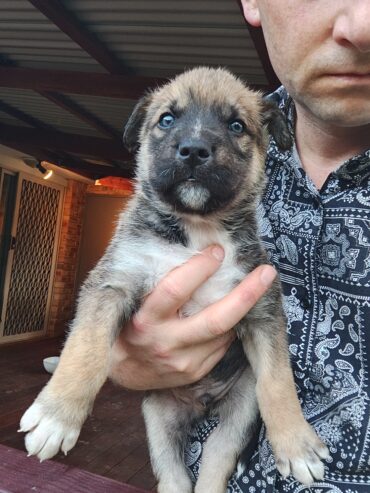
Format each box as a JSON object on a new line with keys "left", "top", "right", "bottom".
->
{"left": 140, "top": 224, "right": 244, "bottom": 315}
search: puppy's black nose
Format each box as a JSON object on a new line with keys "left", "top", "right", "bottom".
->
{"left": 177, "top": 139, "right": 212, "bottom": 165}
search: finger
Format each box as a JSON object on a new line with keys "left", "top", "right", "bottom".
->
{"left": 178, "top": 331, "right": 235, "bottom": 366}
{"left": 190, "top": 336, "right": 236, "bottom": 382}
{"left": 153, "top": 337, "right": 234, "bottom": 389}
{"left": 141, "top": 245, "right": 225, "bottom": 320}
{"left": 180, "top": 265, "right": 277, "bottom": 345}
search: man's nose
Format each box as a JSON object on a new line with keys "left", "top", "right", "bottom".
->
{"left": 332, "top": 1, "right": 370, "bottom": 52}
{"left": 177, "top": 139, "right": 212, "bottom": 165}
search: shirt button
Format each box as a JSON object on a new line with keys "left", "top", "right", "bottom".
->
{"left": 299, "top": 289, "right": 311, "bottom": 309}
{"left": 301, "top": 298, "right": 311, "bottom": 309}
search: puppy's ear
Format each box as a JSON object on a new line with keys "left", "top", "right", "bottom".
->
{"left": 123, "top": 94, "right": 152, "bottom": 153}
{"left": 261, "top": 98, "right": 292, "bottom": 151}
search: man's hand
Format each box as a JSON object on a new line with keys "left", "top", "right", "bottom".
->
{"left": 109, "top": 245, "right": 277, "bottom": 390}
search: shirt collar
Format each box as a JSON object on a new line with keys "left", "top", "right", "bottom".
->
{"left": 334, "top": 149, "right": 370, "bottom": 186}
{"left": 267, "top": 86, "right": 370, "bottom": 186}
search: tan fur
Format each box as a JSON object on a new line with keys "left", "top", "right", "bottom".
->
{"left": 135, "top": 68, "right": 268, "bottom": 222}
{"left": 242, "top": 312, "right": 328, "bottom": 479}
{"left": 19, "top": 68, "right": 328, "bottom": 491}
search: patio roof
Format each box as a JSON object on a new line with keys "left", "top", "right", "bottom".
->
{"left": 0, "top": 0, "right": 278, "bottom": 180}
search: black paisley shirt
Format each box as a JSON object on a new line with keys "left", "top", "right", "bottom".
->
{"left": 186, "top": 86, "right": 370, "bottom": 493}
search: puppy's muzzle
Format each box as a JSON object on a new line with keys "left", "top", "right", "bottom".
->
{"left": 177, "top": 138, "right": 213, "bottom": 168}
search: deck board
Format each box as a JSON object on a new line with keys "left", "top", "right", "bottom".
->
{"left": 0, "top": 444, "right": 149, "bottom": 492}
{"left": 0, "top": 338, "right": 156, "bottom": 491}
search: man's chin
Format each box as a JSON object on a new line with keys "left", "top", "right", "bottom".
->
{"left": 299, "top": 90, "right": 370, "bottom": 127}
{"left": 317, "top": 102, "right": 370, "bottom": 127}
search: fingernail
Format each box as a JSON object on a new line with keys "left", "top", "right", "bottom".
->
{"left": 210, "top": 246, "right": 225, "bottom": 262}
{"left": 260, "top": 265, "right": 277, "bottom": 287}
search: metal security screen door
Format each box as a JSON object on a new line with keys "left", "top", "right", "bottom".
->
{"left": 0, "top": 172, "right": 63, "bottom": 343}
{"left": 0, "top": 169, "right": 17, "bottom": 322}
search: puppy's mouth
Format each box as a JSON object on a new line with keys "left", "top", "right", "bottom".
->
{"left": 175, "top": 168, "right": 212, "bottom": 196}
{"left": 151, "top": 160, "right": 237, "bottom": 215}
{"left": 158, "top": 162, "right": 210, "bottom": 188}
{"left": 181, "top": 167, "right": 202, "bottom": 181}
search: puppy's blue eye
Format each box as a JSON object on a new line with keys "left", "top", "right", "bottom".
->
{"left": 158, "top": 113, "right": 176, "bottom": 128}
{"left": 229, "top": 120, "right": 245, "bottom": 134}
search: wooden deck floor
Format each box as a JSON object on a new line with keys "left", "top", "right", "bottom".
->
{"left": 0, "top": 337, "right": 156, "bottom": 491}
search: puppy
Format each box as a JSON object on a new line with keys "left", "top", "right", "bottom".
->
{"left": 20, "top": 67, "right": 329, "bottom": 493}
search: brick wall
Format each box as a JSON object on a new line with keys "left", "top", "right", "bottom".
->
{"left": 47, "top": 180, "right": 87, "bottom": 337}
{"left": 47, "top": 179, "right": 133, "bottom": 337}
{"left": 86, "top": 183, "right": 133, "bottom": 197}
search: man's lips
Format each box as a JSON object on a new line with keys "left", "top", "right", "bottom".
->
{"left": 325, "top": 72, "right": 370, "bottom": 83}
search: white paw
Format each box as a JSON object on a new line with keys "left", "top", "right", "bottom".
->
{"left": 273, "top": 423, "right": 330, "bottom": 485}
{"left": 19, "top": 402, "right": 81, "bottom": 461}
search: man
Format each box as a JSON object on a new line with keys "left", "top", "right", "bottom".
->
{"left": 110, "top": 0, "right": 370, "bottom": 490}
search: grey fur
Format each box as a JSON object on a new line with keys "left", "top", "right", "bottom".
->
{"left": 20, "top": 68, "right": 328, "bottom": 492}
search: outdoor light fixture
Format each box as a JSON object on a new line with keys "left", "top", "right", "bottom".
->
{"left": 22, "top": 158, "right": 53, "bottom": 180}
{"left": 36, "top": 162, "right": 53, "bottom": 180}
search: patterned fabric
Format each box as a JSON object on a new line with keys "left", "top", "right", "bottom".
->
{"left": 186, "top": 86, "right": 370, "bottom": 492}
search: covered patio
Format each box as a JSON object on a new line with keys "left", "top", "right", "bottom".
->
{"left": 0, "top": 1, "right": 276, "bottom": 490}
{"left": 0, "top": 337, "right": 155, "bottom": 491}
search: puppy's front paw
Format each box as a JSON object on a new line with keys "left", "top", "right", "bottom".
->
{"left": 19, "top": 401, "right": 81, "bottom": 461}
{"left": 272, "top": 422, "right": 330, "bottom": 485}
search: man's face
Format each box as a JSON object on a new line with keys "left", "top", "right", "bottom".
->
{"left": 241, "top": 0, "right": 370, "bottom": 128}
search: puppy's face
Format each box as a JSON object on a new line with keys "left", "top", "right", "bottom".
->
{"left": 124, "top": 68, "right": 291, "bottom": 216}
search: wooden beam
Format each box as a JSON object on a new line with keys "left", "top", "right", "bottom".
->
{"left": 38, "top": 91, "right": 121, "bottom": 140}
{"left": 0, "top": 99, "right": 50, "bottom": 130}
{"left": 0, "top": 92, "right": 130, "bottom": 175}
{"left": 0, "top": 94, "right": 124, "bottom": 168}
{"left": 46, "top": 150, "right": 134, "bottom": 179}
{"left": 0, "top": 123, "right": 129, "bottom": 161}
{"left": 0, "top": 95, "right": 127, "bottom": 169}
{"left": 236, "top": 0, "right": 280, "bottom": 90}
{"left": 44, "top": 151, "right": 94, "bottom": 179}
{"left": 28, "top": 0, "right": 126, "bottom": 75}
{"left": 0, "top": 140, "right": 51, "bottom": 162}
{"left": 0, "top": 67, "right": 268, "bottom": 99}
{"left": 0, "top": 139, "right": 133, "bottom": 179}
{"left": 59, "top": 159, "right": 134, "bottom": 179}
{"left": 0, "top": 66, "right": 162, "bottom": 99}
